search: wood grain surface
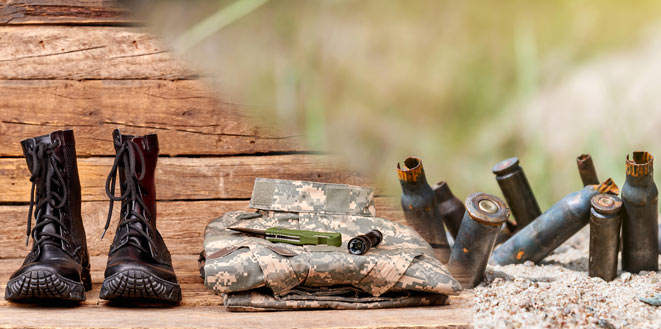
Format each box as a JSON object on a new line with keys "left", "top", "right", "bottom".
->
{"left": 0, "top": 79, "right": 303, "bottom": 156}
{"left": 0, "top": 255, "right": 473, "bottom": 329}
{"left": 0, "top": 155, "right": 370, "bottom": 202}
{"left": 0, "top": 26, "right": 191, "bottom": 79}
{"left": 0, "top": 0, "right": 132, "bottom": 26}
{"left": 0, "top": 197, "right": 403, "bottom": 258}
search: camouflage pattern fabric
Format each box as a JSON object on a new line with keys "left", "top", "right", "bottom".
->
{"left": 223, "top": 288, "right": 449, "bottom": 311}
{"left": 249, "top": 178, "right": 376, "bottom": 216}
{"left": 202, "top": 178, "right": 461, "bottom": 311}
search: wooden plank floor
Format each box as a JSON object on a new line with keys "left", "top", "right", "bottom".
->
{"left": 0, "top": 255, "right": 474, "bottom": 329}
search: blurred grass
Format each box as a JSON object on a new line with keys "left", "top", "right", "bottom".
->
{"left": 128, "top": 0, "right": 661, "bottom": 210}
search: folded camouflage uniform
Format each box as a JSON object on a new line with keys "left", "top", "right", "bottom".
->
{"left": 201, "top": 178, "right": 461, "bottom": 311}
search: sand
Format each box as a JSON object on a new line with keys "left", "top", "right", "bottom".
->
{"left": 474, "top": 228, "right": 661, "bottom": 329}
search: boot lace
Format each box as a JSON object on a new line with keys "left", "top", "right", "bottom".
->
{"left": 102, "top": 138, "right": 154, "bottom": 255}
{"left": 25, "top": 140, "right": 71, "bottom": 249}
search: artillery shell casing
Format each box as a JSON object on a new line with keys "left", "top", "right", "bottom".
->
{"left": 577, "top": 154, "right": 600, "bottom": 187}
{"left": 621, "top": 151, "right": 659, "bottom": 273}
{"left": 658, "top": 223, "right": 661, "bottom": 254}
{"left": 491, "top": 179, "right": 618, "bottom": 265}
{"left": 589, "top": 194, "right": 622, "bottom": 281}
{"left": 433, "top": 181, "right": 465, "bottom": 239}
{"left": 492, "top": 157, "right": 541, "bottom": 231}
{"left": 448, "top": 193, "right": 509, "bottom": 288}
{"left": 398, "top": 157, "right": 450, "bottom": 262}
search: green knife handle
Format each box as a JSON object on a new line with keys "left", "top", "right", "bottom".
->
{"left": 265, "top": 227, "right": 342, "bottom": 247}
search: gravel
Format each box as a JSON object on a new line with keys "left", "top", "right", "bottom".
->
{"left": 474, "top": 228, "right": 661, "bottom": 329}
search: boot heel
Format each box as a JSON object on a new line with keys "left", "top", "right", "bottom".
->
{"left": 82, "top": 267, "right": 92, "bottom": 291}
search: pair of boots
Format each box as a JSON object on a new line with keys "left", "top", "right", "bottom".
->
{"left": 4, "top": 129, "right": 181, "bottom": 303}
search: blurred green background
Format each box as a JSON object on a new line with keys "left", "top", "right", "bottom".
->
{"left": 128, "top": 0, "right": 661, "bottom": 210}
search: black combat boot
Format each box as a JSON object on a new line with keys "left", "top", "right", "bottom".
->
{"left": 5, "top": 130, "right": 91, "bottom": 302}
{"left": 99, "top": 129, "right": 181, "bottom": 303}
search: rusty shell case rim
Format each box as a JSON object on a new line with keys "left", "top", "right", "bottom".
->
{"left": 626, "top": 151, "right": 653, "bottom": 177}
{"left": 577, "top": 154, "right": 594, "bottom": 170}
{"left": 397, "top": 156, "right": 425, "bottom": 183}
{"left": 464, "top": 192, "right": 510, "bottom": 227}
{"left": 491, "top": 157, "right": 519, "bottom": 175}
{"left": 590, "top": 194, "right": 622, "bottom": 215}
{"left": 595, "top": 178, "right": 620, "bottom": 195}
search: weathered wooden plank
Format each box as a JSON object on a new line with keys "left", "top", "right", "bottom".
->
{"left": 376, "top": 196, "right": 404, "bottom": 222}
{"left": 0, "top": 155, "right": 369, "bottom": 202}
{"left": 0, "top": 80, "right": 303, "bottom": 156}
{"left": 0, "top": 26, "right": 189, "bottom": 79}
{"left": 0, "top": 255, "right": 473, "bottom": 328}
{"left": 0, "top": 302, "right": 473, "bottom": 329}
{"left": 0, "top": 0, "right": 131, "bottom": 26}
{"left": 0, "top": 198, "right": 403, "bottom": 258}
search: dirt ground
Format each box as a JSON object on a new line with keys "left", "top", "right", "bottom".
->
{"left": 474, "top": 228, "right": 661, "bottom": 329}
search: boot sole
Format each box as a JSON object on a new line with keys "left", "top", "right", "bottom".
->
{"left": 99, "top": 269, "right": 182, "bottom": 303}
{"left": 4, "top": 270, "right": 87, "bottom": 302}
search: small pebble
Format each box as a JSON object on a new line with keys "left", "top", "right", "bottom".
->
{"left": 598, "top": 318, "right": 615, "bottom": 329}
